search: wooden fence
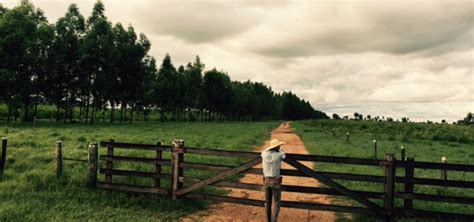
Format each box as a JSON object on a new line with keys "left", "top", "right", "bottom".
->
{"left": 87, "top": 140, "right": 474, "bottom": 221}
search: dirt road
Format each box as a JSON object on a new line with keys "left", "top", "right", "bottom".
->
{"left": 182, "top": 122, "right": 335, "bottom": 222}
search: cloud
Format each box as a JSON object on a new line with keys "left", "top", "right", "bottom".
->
{"left": 253, "top": 1, "right": 473, "bottom": 57}
{"left": 135, "top": 1, "right": 264, "bottom": 43}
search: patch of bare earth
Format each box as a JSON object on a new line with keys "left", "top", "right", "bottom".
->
{"left": 181, "top": 122, "right": 335, "bottom": 222}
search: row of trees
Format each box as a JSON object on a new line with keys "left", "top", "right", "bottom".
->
{"left": 0, "top": 1, "right": 328, "bottom": 124}
{"left": 332, "top": 112, "right": 474, "bottom": 125}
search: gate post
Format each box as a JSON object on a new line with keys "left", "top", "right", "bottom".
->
{"left": 88, "top": 143, "right": 98, "bottom": 187}
{"left": 383, "top": 154, "right": 396, "bottom": 221}
{"left": 105, "top": 139, "right": 115, "bottom": 184}
{"left": 56, "top": 141, "right": 63, "bottom": 178}
{"left": 0, "top": 137, "right": 7, "bottom": 180}
{"left": 155, "top": 142, "right": 162, "bottom": 189}
{"left": 404, "top": 157, "right": 414, "bottom": 210}
{"left": 171, "top": 139, "right": 184, "bottom": 200}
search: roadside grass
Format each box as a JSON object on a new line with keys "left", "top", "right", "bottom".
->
{"left": 0, "top": 121, "right": 278, "bottom": 221}
{"left": 293, "top": 120, "right": 474, "bottom": 221}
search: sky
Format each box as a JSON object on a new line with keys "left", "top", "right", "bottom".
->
{"left": 2, "top": 0, "right": 473, "bottom": 122}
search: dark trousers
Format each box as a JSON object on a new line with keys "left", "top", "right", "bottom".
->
{"left": 264, "top": 182, "right": 281, "bottom": 222}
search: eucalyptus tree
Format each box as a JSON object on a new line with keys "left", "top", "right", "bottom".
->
{"left": 48, "top": 3, "right": 85, "bottom": 122}
{"left": 203, "top": 69, "right": 232, "bottom": 121}
{"left": 154, "top": 54, "right": 180, "bottom": 121}
{"left": 81, "top": 0, "right": 115, "bottom": 124}
{"left": 0, "top": 0, "right": 48, "bottom": 122}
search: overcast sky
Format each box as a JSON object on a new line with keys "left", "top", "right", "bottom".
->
{"left": 2, "top": 0, "right": 473, "bottom": 122}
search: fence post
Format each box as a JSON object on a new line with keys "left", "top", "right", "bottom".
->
{"left": 400, "top": 145, "right": 405, "bottom": 161}
{"left": 404, "top": 157, "right": 414, "bottom": 210}
{"left": 383, "top": 154, "right": 396, "bottom": 221}
{"left": 373, "top": 139, "right": 377, "bottom": 159}
{"left": 56, "top": 141, "right": 63, "bottom": 178}
{"left": 441, "top": 156, "right": 447, "bottom": 188}
{"left": 171, "top": 139, "right": 184, "bottom": 200}
{"left": 105, "top": 139, "right": 114, "bottom": 184}
{"left": 0, "top": 137, "right": 7, "bottom": 180}
{"left": 87, "top": 143, "right": 98, "bottom": 187}
{"left": 155, "top": 141, "right": 162, "bottom": 189}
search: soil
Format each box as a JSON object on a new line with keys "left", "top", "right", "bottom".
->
{"left": 181, "top": 122, "right": 336, "bottom": 222}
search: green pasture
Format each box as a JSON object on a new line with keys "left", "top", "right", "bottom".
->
{"left": 0, "top": 121, "right": 278, "bottom": 221}
{"left": 293, "top": 120, "right": 474, "bottom": 221}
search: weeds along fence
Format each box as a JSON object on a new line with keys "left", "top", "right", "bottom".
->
{"left": 83, "top": 140, "right": 474, "bottom": 221}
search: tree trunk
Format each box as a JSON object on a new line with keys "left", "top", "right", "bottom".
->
{"left": 130, "top": 104, "right": 134, "bottom": 124}
{"left": 56, "top": 102, "right": 61, "bottom": 121}
{"left": 90, "top": 105, "right": 95, "bottom": 125}
{"left": 85, "top": 95, "right": 90, "bottom": 124}
{"left": 120, "top": 103, "right": 124, "bottom": 123}
{"left": 7, "top": 105, "right": 11, "bottom": 123}
{"left": 110, "top": 101, "right": 115, "bottom": 123}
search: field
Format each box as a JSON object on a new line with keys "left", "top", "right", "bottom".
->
{"left": 0, "top": 121, "right": 278, "bottom": 221}
{"left": 293, "top": 120, "right": 474, "bottom": 221}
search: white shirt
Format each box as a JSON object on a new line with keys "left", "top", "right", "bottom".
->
{"left": 261, "top": 150, "right": 286, "bottom": 177}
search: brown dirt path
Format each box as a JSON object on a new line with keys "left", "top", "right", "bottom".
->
{"left": 181, "top": 122, "right": 335, "bottom": 222}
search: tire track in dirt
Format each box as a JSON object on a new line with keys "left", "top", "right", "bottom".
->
{"left": 182, "top": 122, "right": 335, "bottom": 222}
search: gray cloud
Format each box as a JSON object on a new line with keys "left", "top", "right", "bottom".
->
{"left": 254, "top": 2, "right": 473, "bottom": 57}
{"left": 135, "top": 1, "right": 264, "bottom": 43}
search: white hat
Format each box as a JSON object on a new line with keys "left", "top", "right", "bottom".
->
{"left": 264, "top": 139, "right": 285, "bottom": 151}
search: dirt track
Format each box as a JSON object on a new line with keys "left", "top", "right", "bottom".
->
{"left": 182, "top": 122, "right": 335, "bottom": 222}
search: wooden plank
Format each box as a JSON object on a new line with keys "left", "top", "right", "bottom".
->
{"left": 175, "top": 157, "right": 262, "bottom": 196}
{"left": 100, "top": 141, "right": 171, "bottom": 151}
{"left": 99, "top": 168, "right": 171, "bottom": 179}
{"left": 397, "top": 160, "right": 474, "bottom": 172}
{"left": 396, "top": 177, "right": 474, "bottom": 188}
{"left": 396, "top": 192, "right": 474, "bottom": 205}
{"left": 180, "top": 162, "right": 235, "bottom": 171}
{"left": 286, "top": 154, "right": 381, "bottom": 166}
{"left": 283, "top": 157, "right": 384, "bottom": 213}
{"left": 245, "top": 168, "right": 386, "bottom": 183}
{"left": 100, "top": 155, "right": 171, "bottom": 165}
{"left": 396, "top": 208, "right": 474, "bottom": 221}
{"left": 182, "top": 177, "right": 385, "bottom": 199}
{"left": 184, "top": 162, "right": 386, "bottom": 183}
{"left": 184, "top": 147, "right": 382, "bottom": 166}
{"left": 97, "top": 182, "right": 169, "bottom": 195}
{"left": 184, "top": 147, "right": 258, "bottom": 159}
{"left": 185, "top": 193, "right": 377, "bottom": 215}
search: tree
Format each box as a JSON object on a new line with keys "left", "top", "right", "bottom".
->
{"left": 203, "top": 69, "right": 232, "bottom": 121}
{"left": 48, "top": 3, "right": 85, "bottom": 122}
{"left": 332, "top": 113, "right": 341, "bottom": 120}
{"left": 182, "top": 56, "right": 204, "bottom": 121}
{"left": 154, "top": 54, "right": 180, "bottom": 121}
{"left": 0, "top": 0, "right": 48, "bottom": 122}
{"left": 80, "top": 0, "right": 115, "bottom": 124}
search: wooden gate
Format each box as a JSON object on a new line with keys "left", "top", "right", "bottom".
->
{"left": 87, "top": 140, "right": 474, "bottom": 221}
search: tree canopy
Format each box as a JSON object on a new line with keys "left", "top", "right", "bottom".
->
{"left": 0, "top": 1, "right": 328, "bottom": 123}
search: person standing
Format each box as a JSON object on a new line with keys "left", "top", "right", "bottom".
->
{"left": 261, "top": 139, "right": 286, "bottom": 222}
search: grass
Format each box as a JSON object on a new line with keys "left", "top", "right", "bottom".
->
{"left": 0, "top": 121, "right": 279, "bottom": 221}
{"left": 293, "top": 120, "right": 474, "bottom": 221}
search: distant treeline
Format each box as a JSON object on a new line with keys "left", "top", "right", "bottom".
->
{"left": 331, "top": 112, "right": 474, "bottom": 125}
{"left": 0, "top": 1, "right": 328, "bottom": 124}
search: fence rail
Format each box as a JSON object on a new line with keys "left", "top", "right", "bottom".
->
{"left": 85, "top": 140, "right": 474, "bottom": 221}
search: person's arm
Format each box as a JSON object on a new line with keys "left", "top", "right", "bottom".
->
{"left": 280, "top": 150, "right": 286, "bottom": 159}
